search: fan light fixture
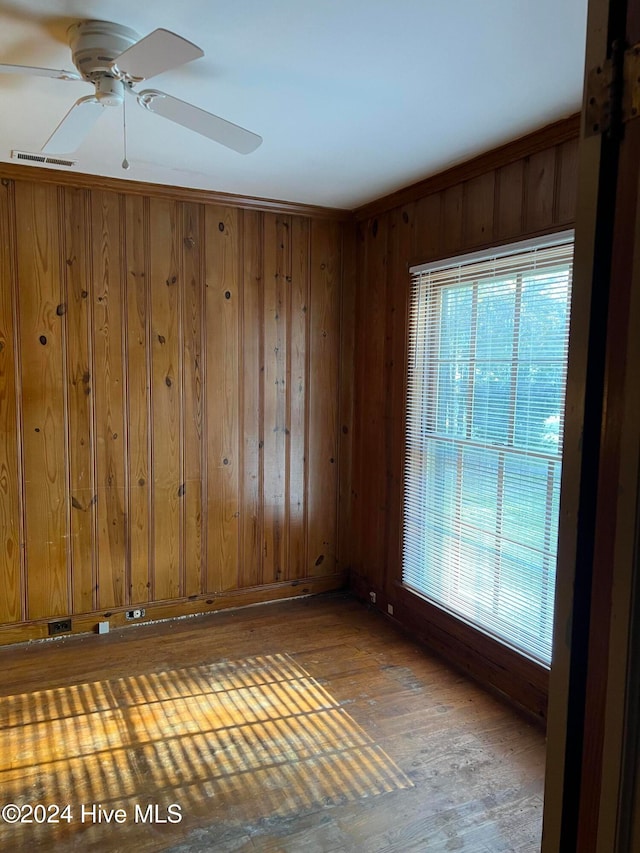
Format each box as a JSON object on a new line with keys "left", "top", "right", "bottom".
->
{"left": 0, "top": 20, "right": 263, "bottom": 161}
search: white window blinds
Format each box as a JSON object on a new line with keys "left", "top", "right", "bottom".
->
{"left": 403, "top": 234, "right": 574, "bottom": 665}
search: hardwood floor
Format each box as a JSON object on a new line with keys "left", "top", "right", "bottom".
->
{"left": 0, "top": 593, "right": 545, "bottom": 852}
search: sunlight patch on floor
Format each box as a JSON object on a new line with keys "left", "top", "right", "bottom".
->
{"left": 0, "top": 653, "right": 412, "bottom": 850}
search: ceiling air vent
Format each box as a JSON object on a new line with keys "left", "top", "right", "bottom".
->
{"left": 11, "top": 150, "right": 77, "bottom": 168}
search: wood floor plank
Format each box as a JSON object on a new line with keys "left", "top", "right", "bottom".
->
{"left": 0, "top": 594, "right": 544, "bottom": 852}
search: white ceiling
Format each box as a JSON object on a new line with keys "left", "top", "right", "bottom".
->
{"left": 0, "top": 0, "right": 588, "bottom": 210}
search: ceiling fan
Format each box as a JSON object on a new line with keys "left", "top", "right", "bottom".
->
{"left": 0, "top": 20, "right": 263, "bottom": 160}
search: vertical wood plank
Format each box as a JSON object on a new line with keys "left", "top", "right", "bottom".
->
{"left": 384, "top": 207, "right": 412, "bottom": 599}
{"left": 350, "top": 221, "right": 369, "bottom": 579}
{"left": 0, "top": 179, "right": 22, "bottom": 623}
{"left": 337, "top": 221, "right": 357, "bottom": 577}
{"left": 412, "top": 195, "right": 441, "bottom": 262}
{"left": 63, "top": 187, "right": 96, "bottom": 615}
{"left": 359, "top": 215, "right": 389, "bottom": 588}
{"left": 204, "top": 206, "right": 240, "bottom": 592}
{"left": 149, "top": 198, "right": 182, "bottom": 601}
{"left": 495, "top": 160, "right": 526, "bottom": 241}
{"left": 307, "top": 219, "right": 341, "bottom": 576}
{"left": 441, "top": 185, "right": 464, "bottom": 255}
{"left": 262, "top": 214, "right": 289, "bottom": 583}
{"left": 525, "top": 149, "right": 556, "bottom": 232}
{"left": 240, "top": 210, "right": 264, "bottom": 587}
{"left": 288, "top": 217, "right": 310, "bottom": 579}
{"left": 124, "top": 195, "right": 151, "bottom": 605}
{"left": 182, "top": 202, "right": 204, "bottom": 597}
{"left": 556, "top": 139, "right": 579, "bottom": 226}
{"left": 463, "top": 172, "right": 496, "bottom": 247}
{"left": 16, "top": 182, "right": 68, "bottom": 619}
{"left": 91, "top": 190, "right": 126, "bottom": 610}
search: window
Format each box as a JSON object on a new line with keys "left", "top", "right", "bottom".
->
{"left": 402, "top": 233, "right": 573, "bottom": 665}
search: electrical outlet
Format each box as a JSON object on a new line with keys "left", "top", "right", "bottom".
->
{"left": 125, "top": 608, "right": 145, "bottom": 620}
{"left": 48, "top": 618, "right": 72, "bottom": 636}
{"left": 387, "top": 604, "right": 394, "bottom": 616}
{"left": 369, "top": 591, "right": 376, "bottom": 604}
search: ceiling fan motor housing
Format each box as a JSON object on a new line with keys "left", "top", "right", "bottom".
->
{"left": 68, "top": 20, "right": 139, "bottom": 82}
{"left": 95, "top": 75, "right": 125, "bottom": 105}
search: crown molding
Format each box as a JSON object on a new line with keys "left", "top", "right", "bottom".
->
{"left": 0, "top": 112, "right": 581, "bottom": 222}
{"left": 355, "top": 113, "right": 581, "bottom": 221}
{"left": 0, "top": 162, "right": 352, "bottom": 221}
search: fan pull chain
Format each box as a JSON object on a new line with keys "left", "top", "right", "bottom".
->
{"left": 122, "top": 89, "right": 130, "bottom": 170}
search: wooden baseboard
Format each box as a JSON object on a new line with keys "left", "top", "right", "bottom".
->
{"left": 349, "top": 570, "right": 548, "bottom": 724}
{"left": 0, "top": 572, "right": 348, "bottom": 647}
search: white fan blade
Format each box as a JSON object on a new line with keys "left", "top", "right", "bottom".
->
{"left": 42, "top": 96, "right": 105, "bottom": 154}
{"left": 111, "top": 29, "right": 203, "bottom": 82}
{"left": 137, "top": 90, "right": 262, "bottom": 154}
{"left": 0, "top": 63, "right": 81, "bottom": 81}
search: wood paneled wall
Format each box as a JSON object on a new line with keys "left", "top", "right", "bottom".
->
{"left": 348, "top": 117, "right": 579, "bottom": 717}
{"left": 0, "top": 175, "right": 351, "bottom": 641}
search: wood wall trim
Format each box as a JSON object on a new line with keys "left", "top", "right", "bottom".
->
{"left": 0, "top": 571, "right": 347, "bottom": 647}
{"left": 0, "top": 162, "right": 351, "bottom": 221}
{"left": 355, "top": 113, "right": 580, "bottom": 220}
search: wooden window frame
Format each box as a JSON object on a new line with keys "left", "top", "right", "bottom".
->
{"left": 398, "top": 231, "right": 574, "bottom": 721}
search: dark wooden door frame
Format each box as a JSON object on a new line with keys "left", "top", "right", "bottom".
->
{"left": 543, "top": 0, "right": 640, "bottom": 849}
